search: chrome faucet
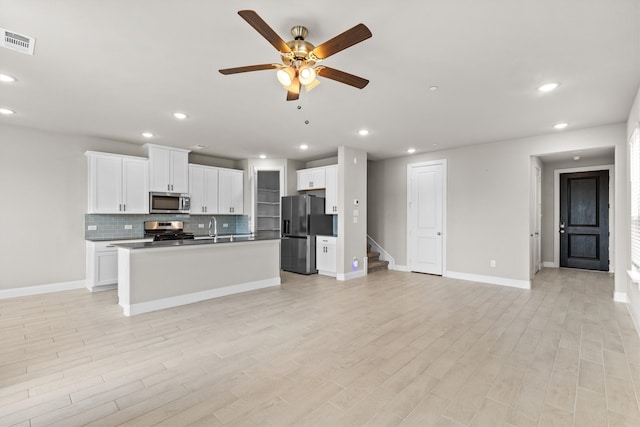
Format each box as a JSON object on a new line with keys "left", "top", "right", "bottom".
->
{"left": 208, "top": 216, "right": 218, "bottom": 237}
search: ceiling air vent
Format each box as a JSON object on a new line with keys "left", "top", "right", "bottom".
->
{"left": 1, "top": 27, "right": 36, "bottom": 55}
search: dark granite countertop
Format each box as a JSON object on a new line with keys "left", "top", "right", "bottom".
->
{"left": 113, "top": 232, "right": 280, "bottom": 250}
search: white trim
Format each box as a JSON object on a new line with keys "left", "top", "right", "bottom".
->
{"left": 318, "top": 270, "right": 337, "bottom": 277}
{"left": 88, "top": 284, "right": 117, "bottom": 292}
{"left": 0, "top": 280, "right": 86, "bottom": 299}
{"left": 407, "top": 159, "right": 447, "bottom": 275}
{"left": 543, "top": 261, "right": 556, "bottom": 268}
{"left": 337, "top": 270, "right": 367, "bottom": 281}
{"left": 120, "top": 277, "right": 281, "bottom": 316}
{"left": 392, "top": 264, "right": 411, "bottom": 272}
{"left": 250, "top": 165, "right": 286, "bottom": 233}
{"left": 614, "top": 292, "right": 629, "bottom": 303}
{"left": 445, "top": 271, "right": 531, "bottom": 290}
{"left": 553, "top": 164, "right": 615, "bottom": 272}
{"left": 367, "top": 234, "right": 395, "bottom": 270}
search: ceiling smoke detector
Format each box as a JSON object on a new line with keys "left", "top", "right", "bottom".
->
{"left": 1, "top": 27, "right": 36, "bottom": 55}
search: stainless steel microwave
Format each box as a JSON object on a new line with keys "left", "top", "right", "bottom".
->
{"left": 149, "top": 192, "right": 190, "bottom": 214}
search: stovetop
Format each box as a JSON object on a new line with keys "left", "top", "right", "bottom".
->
{"left": 143, "top": 220, "right": 194, "bottom": 241}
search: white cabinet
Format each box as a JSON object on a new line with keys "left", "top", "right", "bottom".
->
{"left": 86, "top": 151, "right": 148, "bottom": 214}
{"left": 316, "top": 235, "right": 337, "bottom": 277}
{"left": 297, "top": 167, "right": 326, "bottom": 191}
{"left": 325, "top": 165, "right": 338, "bottom": 214}
{"left": 189, "top": 164, "right": 219, "bottom": 214}
{"left": 86, "top": 239, "right": 152, "bottom": 291}
{"left": 146, "top": 144, "right": 190, "bottom": 193}
{"left": 218, "top": 168, "right": 244, "bottom": 214}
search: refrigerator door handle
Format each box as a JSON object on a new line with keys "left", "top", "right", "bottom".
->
{"left": 283, "top": 220, "right": 290, "bottom": 235}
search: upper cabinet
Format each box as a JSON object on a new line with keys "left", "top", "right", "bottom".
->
{"left": 297, "top": 166, "right": 326, "bottom": 191}
{"left": 86, "top": 151, "right": 149, "bottom": 214}
{"left": 324, "top": 165, "right": 338, "bottom": 214}
{"left": 189, "top": 164, "right": 219, "bottom": 215}
{"left": 296, "top": 165, "right": 338, "bottom": 214}
{"left": 189, "top": 164, "right": 244, "bottom": 215}
{"left": 145, "top": 144, "right": 190, "bottom": 193}
{"left": 218, "top": 168, "right": 244, "bottom": 214}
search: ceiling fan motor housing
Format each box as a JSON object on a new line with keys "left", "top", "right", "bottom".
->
{"left": 282, "top": 26, "right": 316, "bottom": 66}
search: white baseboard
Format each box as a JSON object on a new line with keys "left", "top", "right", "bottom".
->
{"left": 543, "top": 261, "right": 556, "bottom": 268}
{"left": 120, "top": 277, "right": 281, "bottom": 317}
{"left": 614, "top": 292, "right": 629, "bottom": 303}
{"left": 337, "top": 270, "right": 367, "bottom": 281}
{"left": 318, "top": 270, "right": 337, "bottom": 278}
{"left": 445, "top": 271, "right": 531, "bottom": 290}
{"left": 0, "top": 280, "right": 87, "bottom": 299}
{"left": 88, "top": 284, "right": 117, "bottom": 292}
{"left": 392, "top": 264, "right": 410, "bottom": 272}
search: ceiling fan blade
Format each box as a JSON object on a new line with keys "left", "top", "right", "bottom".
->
{"left": 219, "top": 64, "right": 279, "bottom": 75}
{"left": 311, "top": 23, "right": 372, "bottom": 60}
{"left": 238, "top": 10, "right": 292, "bottom": 53}
{"left": 287, "top": 77, "right": 301, "bottom": 101}
{"left": 316, "top": 66, "right": 369, "bottom": 89}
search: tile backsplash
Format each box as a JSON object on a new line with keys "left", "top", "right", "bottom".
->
{"left": 85, "top": 214, "right": 250, "bottom": 240}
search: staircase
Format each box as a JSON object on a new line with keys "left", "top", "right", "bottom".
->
{"left": 367, "top": 243, "right": 389, "bottom": 274}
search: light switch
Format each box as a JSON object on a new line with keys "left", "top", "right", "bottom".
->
{"left": 353, "top": 209, "right": 359, "bottom": 217}
{"left": 353, "top": 217, "right": 358, "bottom": 223}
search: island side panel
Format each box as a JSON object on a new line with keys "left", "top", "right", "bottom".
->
{"left": 124, "top": 240, "right": 280, "bottom": 314}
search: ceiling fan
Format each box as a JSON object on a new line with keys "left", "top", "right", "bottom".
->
{"left": 219, "top": 10, "right": 372, "bottom": 101}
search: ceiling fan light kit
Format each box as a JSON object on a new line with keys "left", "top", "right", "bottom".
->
{"left": 219, "top": 10, "right": 372, "bottom": 101}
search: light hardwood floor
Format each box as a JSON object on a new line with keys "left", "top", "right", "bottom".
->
{"left": 1, "top": 268, "right": 639, "bottom": 426}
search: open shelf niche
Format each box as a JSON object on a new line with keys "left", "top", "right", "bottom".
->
{"left": 256, "top": 170, "right": 281, "bottom": 232}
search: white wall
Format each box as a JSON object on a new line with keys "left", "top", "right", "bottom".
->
{"left": 337, "top": 146, "right": 367, "bottom": 279}
{"left": 0, "top": 123, "right": 238, "bottom": 291}
{"left": 368, "top": 123, "right": 627, "bottom": 289}
{"left": 626, "top": 87, "right": 640, "bottom": 331}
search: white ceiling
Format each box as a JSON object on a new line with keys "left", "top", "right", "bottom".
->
{"left": 1, "top": 1, "right": 639, "bottom": 161}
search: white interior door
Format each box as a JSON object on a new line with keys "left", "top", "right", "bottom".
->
{"left": 530, "top": 164, "right": 542, "bottom": 277}
{"left": 408, "top": 161, "right": 445, "bottom": 275}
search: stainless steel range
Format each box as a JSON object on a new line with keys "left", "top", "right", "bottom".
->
{"left": 144, "top": 221, "right": 195, "bottom": 241}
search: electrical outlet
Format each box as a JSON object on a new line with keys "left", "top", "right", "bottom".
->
{"left": 198, "top": 224, "right": 204, "bottom": 228}
{"left": 87, "top": 225, "right": 97, "bottom": 231}
{"left": 223, "top": 223, "right": 229, "bottom": 228}
{"left": 490, "top": 260, "right": 496, "bottom": 268}
{"left": 353, "top": 216, "right": 358, "bottom": 223}
{"left": 124, "top": 225, "right": 132, "bottom": 230}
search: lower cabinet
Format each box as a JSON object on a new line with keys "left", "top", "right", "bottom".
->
{"left": 316, "top": 235, "right": 337, "bottom": 277}
{"left": 86, "top": 239, "right": 151, "bottom": 291}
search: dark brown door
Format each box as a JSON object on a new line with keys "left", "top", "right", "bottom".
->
{"left": 560, "top": 170, "right": 609, "bottom": 271}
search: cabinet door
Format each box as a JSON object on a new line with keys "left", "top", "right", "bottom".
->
{"left": 122, "top": 158, "right": 148, "bottom": 213}
{"left": 89, "top": 155, "right": 122, "bottom": 213}
{"left": 219, "top": 169, "right": 243, "bottom": 214}
{"left": 170, "top": 150, "right": 190, "bottom": 193}
{"left": 148, "top": 146, "right": 172, "bottom": 192}
{"left": 297, "top": 167, "right": 326, "bottom": 190}
{"left": 204, "top": 167, "right": 219, "bottom": 214}
{"left": 316, "top": 236, "right": 337, "bottom": 274}
{"left": 96, "top": 250, "right": 118, "bottom": 286}
{"left": 189, "top": 165, "right": 206, "bottom": 214}
{"left": 325, "top": 165, "right": 338, "bottom": 214}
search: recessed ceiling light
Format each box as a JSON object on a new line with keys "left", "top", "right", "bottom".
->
{"left": 432, "top": 143, "right": 439, "bottom": 146}
{"left": 407, "top": 148, "right": 416, "bottom": 154}
{"left": 189, "top": 144, "right": 207, "bottom": 150}
{"left": 538, "top": 82, "right": 560, "bottom": 92}
{"left": 299, "top": 144, "right": 309, "bottom": 150}
{"left": 0, "top": 74, "right": 16, "bottom": 83}
{"left": 142, "top": 132, "right": 154, "bottom": 138}
{"left": 553, "top": 123, "right": 568, "bottom": 130}
{"left": 259, "top": 154, "right": 267, "bottom": 159}
{"left": 358, "top": 129, "right": 369, "bottom": 136}
{"left": 428, "top": 86, "right": 439, "bottom": 92}
{"left": 0, "top": 108, "right": 15, "bottom": 115}
{"left": 173, "top": 112, "right": 188, "bottom": 120}
{"left": 573, "top": 156, "right": 581, "bottom": 161}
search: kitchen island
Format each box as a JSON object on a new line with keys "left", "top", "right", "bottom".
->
{"left": 115, "top": 233, "right": 281, "bottom": 316}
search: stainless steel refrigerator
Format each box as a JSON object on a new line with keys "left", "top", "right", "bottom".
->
{"left": 281, "top": 195, "right": 334, "bottom": 274}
